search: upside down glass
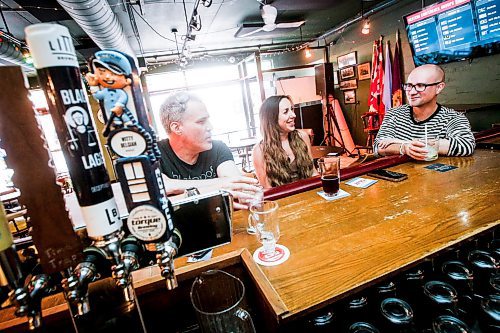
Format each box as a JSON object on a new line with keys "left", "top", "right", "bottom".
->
{"left": 190, "top": 270, "right": 256, "bottom": 333}
{"left": 318, "top": 157, "right": 340, "bottom": 196}
{"left": 248, "top": 201, "right": 279, "bottom": 255}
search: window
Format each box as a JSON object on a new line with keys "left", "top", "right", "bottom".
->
{"left": 30, "top": 90, "right": 69, "bottom": 175}
{"left": 147, "top": 64, "right": 249, "bottom": 144}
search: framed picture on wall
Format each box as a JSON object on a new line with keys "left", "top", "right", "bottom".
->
{"left": 357, "top": 62, "right": 371, "bottom": 80}
{"left": 344, "top": 90, "right": 356, "bottom": 104}
{"left": 337, "top": 51, "right": 357, "bottom": 68}
{"left": 339, "top": 66, "right": 356, "bottom": 80}
{"left": 339, "top": 79, "right": 357, "bottom": 90}
{"left": 334, "top": 70, "right": 339, "bottom": 85}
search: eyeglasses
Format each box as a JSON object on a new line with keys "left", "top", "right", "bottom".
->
{"left": 402, "top": 81, "right": 443, "bottom": 92}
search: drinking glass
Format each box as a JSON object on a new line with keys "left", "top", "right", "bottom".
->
{"left": 245, "top": 186, "right": 264, "bottom": 235}
{"left": 190, "top": 270, "right": 256, "bottom": 333}
{"left": 432, "top": 315, "right": 472, "bottom": 333}
{"left": 379, "top": 298, "right": 416, "bottom": 333}
{"left": 318, "top": 157, "right": 340, "bottom": 196}
{"left": 417, "top": 136, "right": 439, "bottom": 161}
{"left": 248, "top": 201, "right": 279, "bottom": 255}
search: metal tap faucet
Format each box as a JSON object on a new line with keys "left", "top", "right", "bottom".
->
{"left": 112, "top": 236, "right": 142, "bottom": 302}
{"left": 62, "top": 246, "right": 105, "bottom": 316}
{"left": 63, "top": 261, "right": 97, "bottom": 316}
{"left": 157, "top": 240, "right": 178, "bottom": 290}
{"left": 11, "top": 274, "right": 51, "bottom": 330}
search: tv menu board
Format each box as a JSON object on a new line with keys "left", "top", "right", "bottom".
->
{"left": 404, "top": 0, "right": 500, "bottom": 65}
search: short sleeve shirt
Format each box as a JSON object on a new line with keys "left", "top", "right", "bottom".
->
{"left": 158, "top": 139, "right": 234, "bottom": 180}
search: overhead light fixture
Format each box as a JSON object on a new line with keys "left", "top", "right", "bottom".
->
{"left": 305, "top": 47, "right": 312, "bottom": 58}
{"left": 361, "top": 19, "right": 371, "bottom": 35}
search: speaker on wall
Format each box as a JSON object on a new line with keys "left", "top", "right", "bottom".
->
{"left": 294, "top": 101, "right": 324, "bottom": 146}
{"left": 315, "top": 63, "right": 335, "bottom": 97}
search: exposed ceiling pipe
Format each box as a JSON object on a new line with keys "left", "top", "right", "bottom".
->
{"left": 316, "top": 0, "right": 399, "bottom": 43}
{"left": 0, "top": 40, "right": 34, "bottom": 71}
{"left": 56, "top": 0, "right": 137, "bottom": 64}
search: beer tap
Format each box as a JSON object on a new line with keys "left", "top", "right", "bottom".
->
{"left": 0, "top": 64, "right": 85, "bottom": 331}
{"left": 62, "top": 247, "right": 105, "bottom": 315}
{"left": 25, "top": 24, "right": 143, "bottom": 311}
{"left": 86, "top": 49, "right": 182, "bottom": 290}
{"left": 0, "top": 202, "right": 50, "bottom": 330}
{"left": 10, "top": 274, "right": 51, "bottom": 330}
{"left": 115, "top": 155, "right": 181, "bottom": 290}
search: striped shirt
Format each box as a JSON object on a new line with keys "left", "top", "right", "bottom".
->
{"left": 374, "top": 104, "right": 475, "bottom": 156}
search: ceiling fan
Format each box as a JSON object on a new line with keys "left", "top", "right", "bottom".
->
{"left": 236, "top": 4, "right": 305, "bottom": 38}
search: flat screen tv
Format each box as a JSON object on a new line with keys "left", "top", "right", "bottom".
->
{"left": 404, "top": 0, "right": 500, "bottom": 66}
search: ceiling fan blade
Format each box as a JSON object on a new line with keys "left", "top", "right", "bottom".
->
{"left": 238, "top": 26, "right": 265, "bottom": 38}
{"left": 276, "top": 21, "right": 306, "bottom": 29}
{"left": 261, "top": 5, "right": 278, "bottom": 25}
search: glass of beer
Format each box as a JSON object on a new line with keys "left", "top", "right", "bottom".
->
{"left": 318, "top": 157, "right": 340, "bottom": 197}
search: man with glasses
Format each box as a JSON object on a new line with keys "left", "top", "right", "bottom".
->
{"left": 158, "top": 91, "right": 262, "bottom": 209}
{"left": 374, "top": 64, "right": 475, "bottom": 159}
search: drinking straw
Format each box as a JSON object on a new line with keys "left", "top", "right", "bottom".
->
{"left": 424, "top": 124, "right": 428, "bottom": 148}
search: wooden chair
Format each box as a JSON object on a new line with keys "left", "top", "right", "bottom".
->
{"left": 354, "top": 112, "right": 380, "bottom": 156}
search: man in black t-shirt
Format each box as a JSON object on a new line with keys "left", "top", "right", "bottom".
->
{"left": 158, "top": 92, "right": 261, "bottom": 209}
{"left": 159, "top": 139, "right": 234, "bottom": 180}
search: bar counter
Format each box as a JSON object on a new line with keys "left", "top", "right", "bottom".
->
{"left": 209, "top": 148, "right": 500, "bottom": 323}
{"left": 133, "top": 148, "right": 500, "bottom": 329}
{"left": 1, "top": 149, "right": 499, "bottom": 331}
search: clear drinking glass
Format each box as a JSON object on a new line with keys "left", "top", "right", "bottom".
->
{"left": 190, "top": 270, "right": 256, "bottom": 333}
{"left": 245, "top": 186, "right": 264, "bottom": 235}
{"left": 417, "top": 136, "right": 439, "bottom": 161}
{"left": 318, "top": 157, "right": 340, "bottom": 196}
{"left": 248, "top": 201, "right": 279, "bottom": 255}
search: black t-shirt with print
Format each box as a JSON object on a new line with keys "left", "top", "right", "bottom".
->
{"left": 158, "top": 139, "right": 234, "bottom": 180}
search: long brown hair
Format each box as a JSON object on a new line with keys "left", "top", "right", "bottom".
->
{"left": 259, "top": 95, "right": 314, "bottom": 187}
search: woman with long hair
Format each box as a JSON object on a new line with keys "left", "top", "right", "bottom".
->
{"left": 252, "top": 95, "right": 316, "bottom": 188}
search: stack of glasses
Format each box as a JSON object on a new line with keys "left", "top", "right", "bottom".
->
{"left": 302, "top": 229, "right": 499, "bottom": 333}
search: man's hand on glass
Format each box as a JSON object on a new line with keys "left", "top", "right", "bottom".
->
{"left": 401, "top": 140, "right": 428, "bottom": 160}
{"left": 220, "top": 176, "right": 263, "bottom": 210}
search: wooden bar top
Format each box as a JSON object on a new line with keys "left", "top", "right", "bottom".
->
{"left": 1, "top": 150, "right": 498, "bottom": 330}
{"left": 211, "top": 149, "right": 500, "bottom": 322}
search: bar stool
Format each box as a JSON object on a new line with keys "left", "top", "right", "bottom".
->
{"left": 353, "top": 112, "right": 380, "bottom": 156}
{"left": 361, "top": 111, "right": 380, "bottom": 151}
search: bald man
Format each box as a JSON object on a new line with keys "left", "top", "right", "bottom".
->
{"left": 374, "top": 64, "right": 475, "bottom": 159}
